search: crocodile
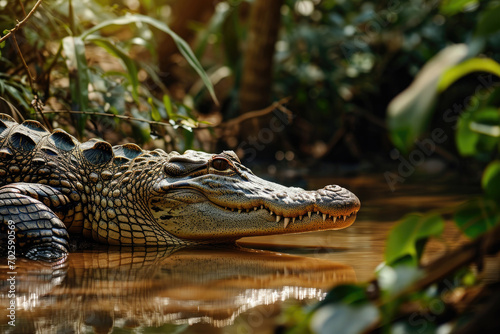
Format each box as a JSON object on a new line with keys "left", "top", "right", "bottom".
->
{"left": 0, "top": 103, "right": 360, "bottom": 261}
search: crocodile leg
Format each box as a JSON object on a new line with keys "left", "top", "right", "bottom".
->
{"left": 0, "top": 183, "right": 70, "bottom": 261}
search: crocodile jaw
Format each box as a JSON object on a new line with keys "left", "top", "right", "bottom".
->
{"left": 150, "top": 173, "right": 360, "bottom": 242}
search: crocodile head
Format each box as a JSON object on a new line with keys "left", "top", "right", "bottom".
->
{"left": 149, "top": 150, "right": 360, "bottom": 243}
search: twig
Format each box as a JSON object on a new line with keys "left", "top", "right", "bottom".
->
{"left": 41, "top": 109, "right": 177, "bottom": 128}
{"left": 12, "top": 33, "right": 35, "bottom": 90}
{"left": 220, "top": 97, "right": 292, "bottom": 128}
{"left": 0, "top": 0, "right": 43, "bottom": 44}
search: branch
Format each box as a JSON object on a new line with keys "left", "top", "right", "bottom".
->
{"left": 0, "top": 0, "right": 43, "bottom": 44}
{"left": 219, "top": 97, "right": 292, "bottom": 128}
{"left": 41, "top": 109, "right": 177, "bottom": 128}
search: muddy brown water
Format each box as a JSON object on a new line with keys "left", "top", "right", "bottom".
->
{"left": 1, "top": 174, "right": 495, "bottom": 334}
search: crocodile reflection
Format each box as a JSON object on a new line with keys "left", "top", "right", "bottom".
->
{"left": 0, "top": 246, "right": 355, "bottom": 332}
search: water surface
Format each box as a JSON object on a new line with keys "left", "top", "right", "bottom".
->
{"left": 0, "top": 175, "right": 483, "bottom": 333}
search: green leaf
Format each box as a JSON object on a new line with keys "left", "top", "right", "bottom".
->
{"left": 454, "top": 198, "right": 499, "bottom": 238}
{"left": 148, "top": 97, "right": 162, "bottom": 122}
{"left": 163, "top": 94, "right": 175, "bottom": 120}
{"left": 86, "top": 37, "right": 140, "bottom": 103}
{"left": 475, "top": 3, "right": 500, "bottom": 38}
{"left": 438, "top": 58, "right": 500, "bottom": 92}
{"left": 456, "top": 107, "right": 500, "bottom": 157}
{"left": 62, "top": 36, "right": 90, "bottom": 133}
{"left": 387, "top": 44, "right": 468, "bottom": 152}
{"left": 440, "top": 0, "right": 478, "bottom": 16}
{"left": 482, "top": 161, "right": 500, "bottom": 201}
{"left": 456, "top": 109, "right": 481, "bottom": 156}
{"left": 310, "top": 303, "right": 379, "bottom": 334}
{"left": 385, "top": 213, "right": 445, "bottom": 266}
{"left": 79, "top": 14, "right": 218, "bottom": 105}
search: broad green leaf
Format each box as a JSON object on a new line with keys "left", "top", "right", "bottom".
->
{"left": 475, "top": 3, "right": 500, "bottom": 38}
{"left": 80, "top": 14, "right": 218, "bottom": 104}
{"left": 440, "top": 0, "right": 478, "bottom": 15}
{"left": 62, "top": 36, "right": 89, "bottom": 133}
{"left": 385, "top": 213, "right": 445, "bottom": 266}
{"left": 454, "top": 198, "right": 499, "bottom": 238}
{"left": 310, "top": 303, "right": 379, "bottom": 334}
{"left": 482, "top": 161, "right": 500, "bottom": 200}
{"left": 86, "top": 37, "right": 140, "bottom": 103}
{"left": 387, "top": 44, "right": 468, "bottom": 152}
{"left": 438, "top": 58, "right": 500, "bottom": 92}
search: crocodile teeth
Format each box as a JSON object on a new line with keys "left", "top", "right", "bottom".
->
{"left": 254, "top": 207, "right": 257, "bottom": 211}
{"left": 299, "top": 215, "right": 303, "bottom": 221}
{"left": 238, "top": 209, "right": 242, "bottom": 213}
{"left": 292, "top": 217, "right": 296, "bottom": 223}
{"left": 308, "top": 212, "right": 312, "bottom": 218}
{"left": 284, "top": 217, "right": 290, "bottom": 228}
{"left": 316, "top": 211, "right": 320, "bottom": 215}
{"left": 333, "top": 216, "right": 337, "bottom": 223}
{"left": 270, "top": 211, "right": 274, "bottom": 216}
{"left": 343, "top": 215, "right": 346, "bottom": 221}
{"left": 322, "top": 213, "right": 326, "bottom": 222}
{"left": 261, "top": 205, "right": 264, "bottom": 209}
{"left": 276, "top": 216, "right": 281, "bottom": 223}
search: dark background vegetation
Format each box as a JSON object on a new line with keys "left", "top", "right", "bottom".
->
{"left": 1, "top": 0, "right": 496, "bottom": 172}
{"left": 1, "top": 0, "right": 500, "bottom": 333}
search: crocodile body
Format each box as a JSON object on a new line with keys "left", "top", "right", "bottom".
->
{"left": 0, "top": 107, "right": 360, "bottom": 260}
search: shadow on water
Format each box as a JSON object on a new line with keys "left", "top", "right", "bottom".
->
{"left": 0, "top": 245, "right": 355, "bottom": 333}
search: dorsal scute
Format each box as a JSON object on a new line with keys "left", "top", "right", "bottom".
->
{"left": 48, "top": 129, "right": 77, "bottom": 152}
{"left": 0, "top": 114, "right": 17, "bottom": 135}
{"left": 153, "top": 148, "right": 169, "bottom": 157}
{"left": 112, "top": 143, "right": 143, "bottom": 159}
{"left": 9, "top": 132, "right": 37, "bottom": 152}
{"left": 21, "top": 119, "right": 49, "bottom": 133}
{"left": 81, "top": 139, "right": 114, "bottom": 165}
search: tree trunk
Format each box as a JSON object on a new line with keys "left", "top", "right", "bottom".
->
{"left": 238, "top": 0, "right": 283, "bottom": 115}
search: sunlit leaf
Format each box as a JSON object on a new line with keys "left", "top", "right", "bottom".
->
{"left": 440, "top": 0, "right": 478, "bottom": 16}
{"left": 454, "top": 197, "right": 499, "bottom": 238}
{"left": 438, "top": 58, "right": 500, "bottom": 92}
{"left": 385, "top": 213, "right": 445, "bottom": 266}
{"left": 86, "top": 37, "right": 140, "bottom": 103}
{"left": 387, "top": 44, "right": 468, "bottom": 152}
{"left": 80, "top": 14, "right": 218, "bottom": 104}
{"left": 482, "top": 161, "right": 500, "bottom": 200}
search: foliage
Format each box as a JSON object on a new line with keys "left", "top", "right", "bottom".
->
{"left": 0, "top": 0, "right": 214, "bottom": 149}
{"left": 284, "top": 1, "right": 500, "bottom": 333}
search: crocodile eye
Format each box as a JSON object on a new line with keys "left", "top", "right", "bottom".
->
{"left": 212, "top": 157, "right": 230, "bottom": 171}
